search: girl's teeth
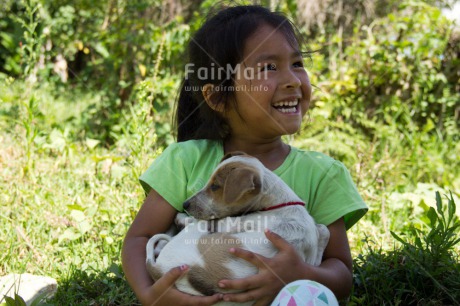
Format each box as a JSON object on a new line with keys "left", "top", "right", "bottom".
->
{"left": 273, "top": 100, "right": 298, "bottom": 107}
{"left": 279, "top": 107, "right": 296, "bottom": 113}
{"left": 273, "top": 100, "right": 298, "bottom": 113}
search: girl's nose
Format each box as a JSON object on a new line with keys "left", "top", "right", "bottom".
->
{"left": 281, "top": 70, "right": 302, "bottom": 88}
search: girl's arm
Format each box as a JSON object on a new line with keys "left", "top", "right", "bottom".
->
{"left": 122, "top": 189, "right": 222, "bottom": 305}
{"left": 309, "top": 217, "right": 353, "bottom": 297}
{"left": 217, "top": 218, "right": 353, "bottom": 305}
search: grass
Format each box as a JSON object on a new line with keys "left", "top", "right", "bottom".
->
{"left": 0, "top": 79, "right": 145, "bottom": 304}
{"left": 351, "top": 192, "right": 460, "bottom": 305}
{"left": 0, "top": 128, "right": 140, "bottom": 304}
{"left": 1, "top": 78, "right": 459, "bottom": 305}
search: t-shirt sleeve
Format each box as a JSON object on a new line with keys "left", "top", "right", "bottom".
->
{"left": 310, "top": 161, "right": 368, "bottom": 229}
{"left": 139, "top": 143, "right": 187, "bottom": 211}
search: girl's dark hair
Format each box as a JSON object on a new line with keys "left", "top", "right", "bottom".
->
{"left": 174, "top": 5, "right": 305, "bottom": 142}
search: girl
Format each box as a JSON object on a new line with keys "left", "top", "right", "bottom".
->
{"left": 122, "top": 5, "right": 367, "bottom": 306}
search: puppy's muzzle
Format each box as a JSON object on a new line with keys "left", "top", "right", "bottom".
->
{"left": 183, "top": 199, "right": 217, "bottom": 220}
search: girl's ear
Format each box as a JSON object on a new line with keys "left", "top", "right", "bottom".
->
{"left": 202, "top": 83, "right": 224, "bottom": 113}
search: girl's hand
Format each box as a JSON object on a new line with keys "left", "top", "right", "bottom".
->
{"left": 218, "top": 230, "right": 312, "bottom": 306}
{"left": 140, "top": 265, "right": 223, "bottom": 306}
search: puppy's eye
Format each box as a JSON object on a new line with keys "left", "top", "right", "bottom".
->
{"left": 210, "top": 184, "right": 220, "bottom": 192}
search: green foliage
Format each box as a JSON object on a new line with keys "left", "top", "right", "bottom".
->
{"left": 2, "top": 294, "right": 27, "bottom": 306}
{"left": 1, "top": 291, "right": 51, "bottom": 306}
{"left": 0, "top": 2, "right": 25, "bottom": 75}
{"left": 0, "top": 0, "right": 459, "bottom": 304}
{"left": 1, "top": 0, "right": 192, "bottom": 145}
{"left": 352, "top": 192, "right": 460, "bottom": 305}
{"left": 13, "top": 0, "right": 45, "bottom": 78}
{"left": 51, "top": 264, "right": 137, "bottom": 305}
{"left": 352, "top": 3, "right": 455, "bottom": 133}
{"left": 296, "top": 1, "right": 459, "bottom": 191}
{"left": 391, "top": 192, "right": 459, "bottom": 272}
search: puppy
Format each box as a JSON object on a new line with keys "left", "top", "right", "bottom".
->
{"left": 146, "top": 152, "right": 330, "bottom": 304}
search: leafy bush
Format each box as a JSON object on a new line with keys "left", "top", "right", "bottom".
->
{"left": 351, "top": 192, "right": 460, "bottom": 305}
{"left": 296, "top": 1, "right": 459, "bottom": 191}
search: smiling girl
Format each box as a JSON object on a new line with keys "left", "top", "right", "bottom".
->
{"left": 122, "top": 5, "right": 367, "bottom": 306}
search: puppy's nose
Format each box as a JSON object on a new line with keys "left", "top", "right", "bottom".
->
{"left": 183, "top": 201, "right": 190, "bottom": 210}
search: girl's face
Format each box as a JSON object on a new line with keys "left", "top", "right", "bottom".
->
{"left": 225, "top": 23, "right": 311, "bottom": 140}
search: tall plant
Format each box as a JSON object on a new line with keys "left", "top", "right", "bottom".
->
{"left": 352, "top": 192, "right": 460, "bottom": 304}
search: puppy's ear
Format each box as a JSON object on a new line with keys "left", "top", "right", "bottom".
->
{"left": 223, "top": 168, "right": 261, "bottom": 204}
{"left": 220, "top": 151, "right": 246, "bottom": 162}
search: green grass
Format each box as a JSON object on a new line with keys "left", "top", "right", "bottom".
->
{"left": 1, "top": 79, "right": 459, "bottom": 305}
{"left": 0, "top": 79, "right": 145, "bottom": 305}
{"left": 0, "top": 128, "right": 140, "bottom": 304}
{"left": 351, "top": 192, "right": 460, "bottom": 305}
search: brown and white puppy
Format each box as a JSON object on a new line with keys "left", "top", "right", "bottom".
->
{"left": 146, "top": 152, "right": 330, "bottom": 304}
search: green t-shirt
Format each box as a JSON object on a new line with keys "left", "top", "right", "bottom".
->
{"left": 140, "top": 139, "right": 367, "bottom": 229}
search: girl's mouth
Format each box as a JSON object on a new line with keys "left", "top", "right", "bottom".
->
{"left": 272, "top": 99, "right": 299, "bottom": 114}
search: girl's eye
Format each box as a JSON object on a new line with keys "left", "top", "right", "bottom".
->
{"left": 261, "top": 63, "right": 276, "bottom": 71}
{"left": 210, "top": 184, "right": 220, "bottom": 191}
{"left": 293, "top": 61, "right": 304, "bottom": 68}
